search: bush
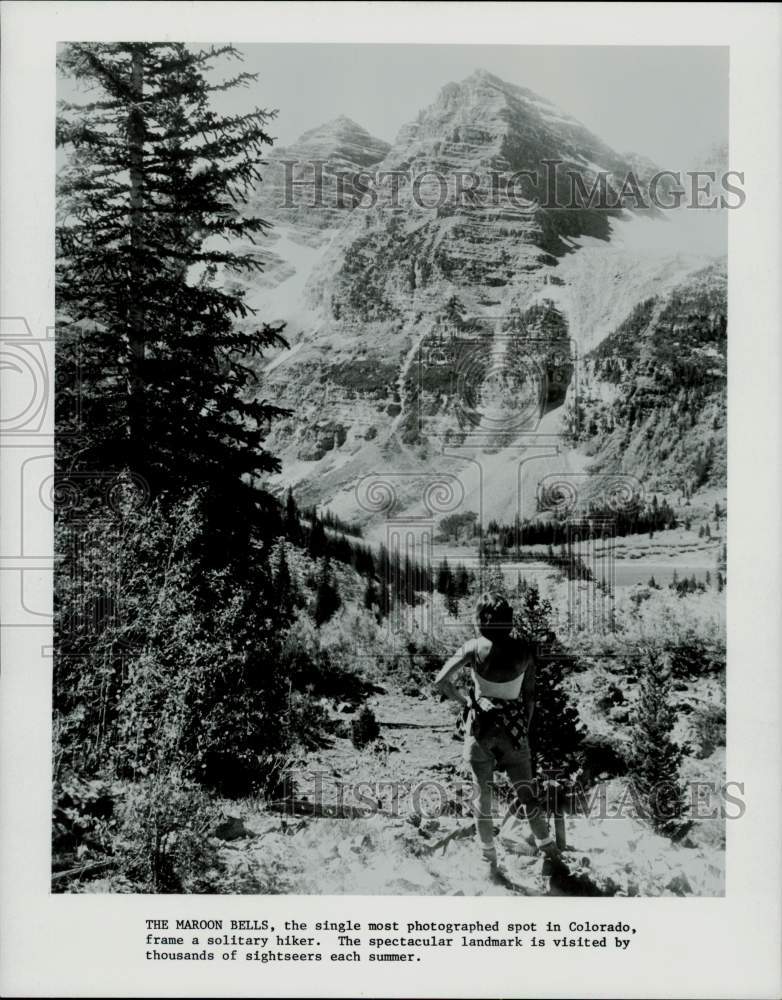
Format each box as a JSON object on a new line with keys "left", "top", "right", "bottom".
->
{"left": 279, "top": 611, "right": 377, "bottom": 705}
{"left": 690, "top": 702, "right": 726, "bottom": 759}
{"left": 55, "top": 491, "right": 296, "bottom": 799}
{"left": 115, "top": 773, "right": 222, "bottom": 892}
{"left": 52, "top": 773, "right": 119, "bottom": 879}
{"left": 351, "top": 707, "right": 380, "bottom": 749}
{"left": 618, "top": 589, "right": 725, "bottom": 679}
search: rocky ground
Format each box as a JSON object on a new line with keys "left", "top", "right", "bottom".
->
{"left": 211, "top": 685, "right": 725, "bottom": 898}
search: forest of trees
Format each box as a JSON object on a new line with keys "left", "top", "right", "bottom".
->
{"left": 483, "top": 493, "right": 679, "bottom": 550}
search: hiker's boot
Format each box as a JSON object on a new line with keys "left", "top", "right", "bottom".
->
{"left": 481, "top": 850, "right": 504, "bottom": 884}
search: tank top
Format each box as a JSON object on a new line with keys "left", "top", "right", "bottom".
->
{"left": 470, "top": 637, "right": 530, "bottom": 701}
{"left": 472, "top": 671, "right": 525, "bottom": 700}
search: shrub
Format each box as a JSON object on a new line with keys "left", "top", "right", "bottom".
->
{"left": 619, "top": 589, "right": 725, "bottom": 678}
{"left": 52, "top": 773, "right": 119, "bottom": 879}
{"left": 55, "top": 491, "right": 297, "bottom": 799}
{"left": 690, "top": 702, "right": 726, "bottom": 759}
{"left": 114, "top": 772, "right": 222, "bottom": 892}
{"left": 351, "top": 707, "right": 380, "bottom": 749}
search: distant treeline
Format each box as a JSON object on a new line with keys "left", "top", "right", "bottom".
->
{"left": 299, "top": 501, "right": 364, "bottom": 538}
{"left": 483, "top": 496, "right": 678, "bottom": 550}
{"left": 284, "top": 490, "right": 432, "bottom": 607}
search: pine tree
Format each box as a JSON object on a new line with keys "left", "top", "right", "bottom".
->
{"left": 481, "top": 540, "right": 506, "bottom": 594}
{"left": 513, "top": 585, "right": 583, "bottom": 777}
{"left": 273, "top": 542, "right": 298, "bottom": 622}
{"left": 444, "top": 574, "right": 460, "bottom": 617}
{"left": 436, "top": 558, "right": 453, "bottom": 595}
{"left": 285, "top": 488, "right": 302, "bottom": 545}
{"left": 313, "top": 558, "right": 341, "bottom": 627}
{"left": 53, "top": 45, "right": 304, "bottom": 798}
{"left": 363, "top": 577, "right": 378, "bottom": 614}
{"left": 455, "top": 564, "right": 471, "bottom": 598}
{"left": 56, "top": 43, "right": 289, "bottom": 500}
{"left": 628, "top": 647, "right": 686, "bottom": 835}
{"left": 307, "top": 517, "right": 327, "bottom": 559}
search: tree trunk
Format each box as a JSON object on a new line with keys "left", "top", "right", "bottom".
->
{"left": 127, "top": 46, "right": 146, "bottom": 469}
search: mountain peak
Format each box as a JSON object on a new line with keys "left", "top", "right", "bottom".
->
{"left": 450, "top": 68, "right": 556, "bottom": 108}
{"left": 312, "top": 115, "right": 373, "bottom": 137}
{"left": 389, "top": 67, "right": 630, "bottom": 181}
{"left": 281, "top": 116, "right": 391, "bottom": 169}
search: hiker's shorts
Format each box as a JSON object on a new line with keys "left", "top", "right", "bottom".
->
{"left": 463, "top": 716, "right": 551, "bottom": 850}
{"left": 463, "top": 717, "right": 533, "bottom": 774}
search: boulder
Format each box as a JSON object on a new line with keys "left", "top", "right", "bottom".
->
{"left": 665, "top": 873, "right": 693, "bottom": 896}
{"left": 213, "top": 816, "right": 252, "bottom": 841}
{"left": 296, "top": 444, "right": 326, "bottom": 462}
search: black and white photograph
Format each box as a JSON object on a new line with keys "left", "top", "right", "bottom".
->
{"left": 52, "top": 40, "right": 731, "bottom": 898}
{"left": 1, "top": 3, "right": 781, "bottom": 998}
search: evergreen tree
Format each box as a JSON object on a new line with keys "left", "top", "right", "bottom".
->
{"left": 363, "top": 577, "right": 378, "bottom": 614}
{"left": 56, "top": 43, "right": 288, "bottom": 501}
{"left": 628, "top": 647, "right": 686, "bottom": 835}
{"left": 444, "top": 575, "right": 460, "bottom": 617}
{"left": 455, "top": 564, "right": 471, "bottom": 598}
{"left": 435, "top": 558, "right": 453, "bottom": 595}
{"left": 273, "top": 542, "right": 298, "bottom": 623}
{"left": 284, "top": 488, "right": 302, "bottom": 545}
{"left": 513, "top": 585, "right": 584, "bottom": 777}
{"left": 53, "top": 45, "right": 301, "bottom": 799}
{"left": 313, "top": 558, "right": 341, "bottom": 627}
{"left": 307, "top": 517, "right": 327, "bottom": 559}
{"left": 481, "top": 540, "right": 506, "bottom": 594}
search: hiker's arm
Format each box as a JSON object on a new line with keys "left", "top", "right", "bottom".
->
{"left": 434, "top": 642, "right": 474, "bottom": 707}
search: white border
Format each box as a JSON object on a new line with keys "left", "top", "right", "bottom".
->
{"left": 1, "top": 3, "right": 780, "bottom": 997}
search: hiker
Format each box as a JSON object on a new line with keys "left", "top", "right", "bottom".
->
{"left": 435, "top": 591, "right": 561, "bottom": 881}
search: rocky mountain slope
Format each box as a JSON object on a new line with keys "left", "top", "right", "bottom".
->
{"left": 563, "top": 262, "right": 726, "bottom": 492}
{"left": 238, "top": 70, "right": 726, "bottom": 529}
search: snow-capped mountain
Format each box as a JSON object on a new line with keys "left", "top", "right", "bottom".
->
{"left": 238, "top": 70, "right": 727, "bottom": 527}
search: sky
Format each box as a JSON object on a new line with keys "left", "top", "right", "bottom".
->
{"left": 219, "top": 44, "right": 729, "bottom": 168}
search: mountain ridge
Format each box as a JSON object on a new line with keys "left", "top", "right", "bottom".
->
{"left": 235, "top": 69, "right": 727, "bottom": 524}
